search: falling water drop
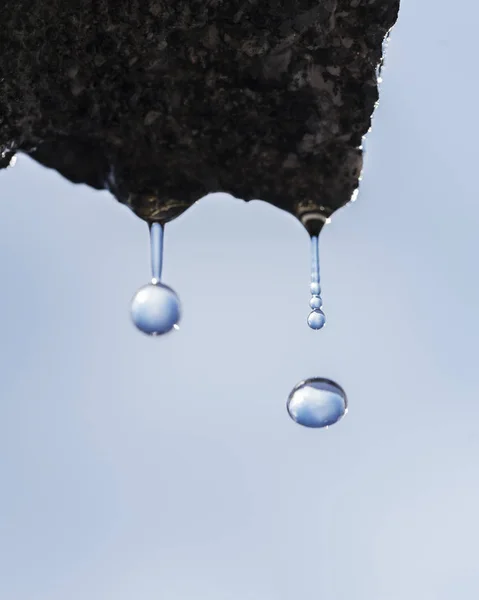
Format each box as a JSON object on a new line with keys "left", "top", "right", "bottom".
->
{"left": 308, "top": 235, "right": 326, "bottom": 330}
{"left": 131, "top": 222, "right": 181, "bottom": 336}
{"left": 287, "top": 378, "right": 347, "bottom": 428}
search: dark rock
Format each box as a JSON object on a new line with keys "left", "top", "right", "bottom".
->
{"left": 0, "top": 0, "right": 400, "bottom": 230}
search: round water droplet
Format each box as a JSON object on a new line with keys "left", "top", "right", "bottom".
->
{"left": 131, "top": 282, "right": 181, "bottom": 336}
{"left": 287, "top": 378, "right": 347, "bottom": 428}
{"left": 309, "top": 296, "right": 323, "bottom": 310}
{"left": 307, "top": 309, "right": 326, "bottom": 330}
{"left": 310, "top": 282, "right": 321, "bottom": 296}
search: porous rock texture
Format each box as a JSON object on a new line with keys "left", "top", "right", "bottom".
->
{"left": 0, "top": 0, "right": 400, "bottom": 229}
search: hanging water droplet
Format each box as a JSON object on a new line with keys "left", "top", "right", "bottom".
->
{"left": 309, "top": 296, "right": 323, "bottom": 310}
{"left": 287, "top": 378, "right": 347, "bottom": 428}
{"left": 131, "top": 222, "right": 181, "bottom": 336}
{"left": 307, "top": 309, "right": 326, "bottom": 330}
{"left": 308, "top": 235, "right": 325, "bottom": 330}
{"left": 131, "top": 282, "right": 180, "bottom": 336}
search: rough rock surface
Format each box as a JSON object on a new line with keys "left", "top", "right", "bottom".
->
{"left": 0, "top": 0, "right": 400, "bottom": 229}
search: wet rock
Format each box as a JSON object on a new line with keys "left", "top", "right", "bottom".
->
{"left": 0, "top": 0, "right": 400, "bottom": 228}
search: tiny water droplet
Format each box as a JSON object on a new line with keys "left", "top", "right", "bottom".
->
{"left": 287, "top": 378, "right": 347, "bottom": 428}
{"left": 308, "top": 235, "right": 325, "bottom": 330}
{"left": 131, "top": 222, "right": 181, "bottom": 336}
{"left": 307, "top": 309, "right": 326, "bottom": 330}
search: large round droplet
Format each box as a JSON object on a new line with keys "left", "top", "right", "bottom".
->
{"left": 307, "top": 309, "right": 326, "bottom": 330}
{"left": 287, "top": 378, "right": 347, "bottom": 428}
{"left": 131, "top": 282, "right": 181, "bottom": 336}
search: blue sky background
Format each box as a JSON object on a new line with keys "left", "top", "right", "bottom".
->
{"left": 1, "top": 1, "right": 479, "bottom": 598}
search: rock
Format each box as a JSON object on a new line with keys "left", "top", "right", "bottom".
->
{"left": 0, "top": 0, "right": 400, "bottom": 231}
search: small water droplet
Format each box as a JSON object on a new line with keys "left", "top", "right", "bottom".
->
{"left": 308, "top": 235, "right": 325, "bottom": 330}
{"left": 307, "top": 309, "right": 326, "bottom": 330}
{"left": 287, "top": 378, "right": 347, "bottom": 428}
{"left": 131, "top": 282, "right": 181, "bottom": 335}
{"left": 131, "top": 222, "right": 181, "bottom": 336}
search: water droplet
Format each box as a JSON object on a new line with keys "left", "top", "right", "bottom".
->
{"left": 131, "top": 282, "right": 180, "bottom": 335}
{"left": 308, "top": 235, "right": 325, "bottom": 330}
{"left": 287, "top": 378, "right": 347, "bottom": 428}
{"left": 307, "top": 309, "right": 326, "bottom": 330}
{"left": 131, "top": 222, "right": 181, "bottom": 336}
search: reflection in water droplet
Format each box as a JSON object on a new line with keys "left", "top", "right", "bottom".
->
{"left": 287, "top": 378, "right": 347, "bottom": 428}
{"left": 131, "top": 282, "right": 181, "bottom": 335}
{"left": 309, "top": 235, "right": 325, "bottom": 330}
{"left": 131, "top": 222, "right": 181, "bottom": 336}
